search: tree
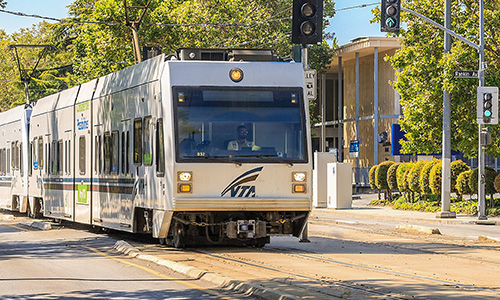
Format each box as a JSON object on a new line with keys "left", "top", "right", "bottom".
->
{"left": 0, "top": 22, "right": 73, "bottom": 108}
{"left": 375, "top": 161, "right": 394, "bottom": 200}
{"left": 0, "top": 1, "right": 6, "bottom": 9}
{"left": 450, "top": 160, "right": 470, "bottom": 197}
{"left": 68, "top": 0, "right": 336, "bottom": 82}
{"left": 373, "top": 1, "right": 500, "bottom": 158}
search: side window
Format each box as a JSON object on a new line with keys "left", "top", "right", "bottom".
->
{"left": 104, "top": 132, "right": 111, "bottom": 174}
{"left": 38, "top": 136, "right": 43, "bottom": 169}
{"left": 66, "top": 140, "right": 71, "bottom": 175}
{"left": 58, "top": 140, "right": 63, "bottom": 175}
{"left": 144, "top": 116, "right": 152, "bottom": 166}
{"left": 11, "top": 142, "right": 15, "bottom": 170}
{"left": 29, "top": 142, "right": 33, "bottom": 176}
{"left": 46, "top": 143, "right": 50, "bottom": 175}
{"left": 79, "top": 136, "right": 86, "bottom": 175}
{"left": 134, "top": 118, "right": 143, "bottom": 165}
{"left": 121, "top": 131, "right": 129, "bottom": 175}
{"left": 156, "top": 119, "right": 165, "bottom": 176}
{"left": 6, "top": 148, "right": 10, "bottom": 174}
{"left": 111, "top": 131, "right": 119, "bottom": 174}
{"left": 51, "top": 141, "right": 57, "bottom": 175}
{"left": 32, "top": 139, "right": 37, "bottom": 170}
{"left": 19, "top": 142, "right": 23, "bottom": 176}
{"left": 0, "top": 148, "right": 4, "bottom": 175}
{"left": 95, "top": 136, "right": 99, "bottom": 174}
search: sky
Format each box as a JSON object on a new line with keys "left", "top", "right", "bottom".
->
{"left": 0, "top": 0, "right": 385, "bottom": 47}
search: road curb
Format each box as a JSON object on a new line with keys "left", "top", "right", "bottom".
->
{"left": 113, "top": 240, "right": 301, "bottom": 300}
{"left": 19, "top": 221, "right": 52, "bottom": 230}
{"left": 395, "top": 224, "right": 441, "bottom": 235}
{"left": 478, "top": 235, "right": 500, "bottom": 243}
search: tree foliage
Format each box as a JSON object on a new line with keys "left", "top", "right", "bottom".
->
{"left": 387, "top": 162, "right": 401, "bottom": 191}
{"left": 450, "top": 160, "right": 470, "bottom": 193}
{"left": 408, "top": 160, "right": 426, "bottom": 193}
{"left": 374, "top": 1, "right": 500, "bottom": 158}
{"left": 419, "top": 159, "right": 440, "bottom": 195}
{"left": 68, "top": 0, "right": 336, "bottom": 81}
{"left": 456, "top": 170, "right": 472, "bottom": 196}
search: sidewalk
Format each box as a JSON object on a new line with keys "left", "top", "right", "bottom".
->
{"left": 310, "top": 193, "right": 500, "bottom": 241}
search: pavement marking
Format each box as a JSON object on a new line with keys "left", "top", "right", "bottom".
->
{"left": 85, "top": 246, "right": 238, "bottom": 300}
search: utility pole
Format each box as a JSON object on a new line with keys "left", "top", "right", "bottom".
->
{"left": 436, "top": 0, "right": 455, "bottom": 218}
{"left": 124, "top": 0, "right": 152, "bottom": 63}
{"left": 8, "top": 44, "right": 54, "bottom": 105}
{"left": 477, "top": 0, "right": 487, "bottom": 220}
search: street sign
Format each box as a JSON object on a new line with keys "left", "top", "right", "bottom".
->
{"left": 304, "top": 70, "right": 317, "bottom": 101}
{"left": 454, "top": 70, "right": 478, "bottom": 78}
{"left": 349, "top": 140, "right": 359, "bottom": 158}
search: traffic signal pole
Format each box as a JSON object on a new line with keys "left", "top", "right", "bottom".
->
{"left": 478, "top": 0, "right": 487, "bottom": 220}
{"left": 398, "top": 4, "right": 486, "bottom": 221}
{"left": 437, "top": 0, "right": 455, "bottom": 218}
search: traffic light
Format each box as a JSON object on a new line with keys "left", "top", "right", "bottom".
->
{"left": 477, "top": 87, "right": 499, "bottom": 125}
{"left": 292, "top": 0, "right": 323, "bottom": 45}
{"left": 380, "top": 0, "right": 401, "bottom": 33}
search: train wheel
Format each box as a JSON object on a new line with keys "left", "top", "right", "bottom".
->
{"left": 158, "top": 238, "right": 166, "bottom": 245}
{"left": 172, "top": 223, "right": 185, "bottom": 248}
{"left": 254, "top": 238, "right": 267, "bottom": 248}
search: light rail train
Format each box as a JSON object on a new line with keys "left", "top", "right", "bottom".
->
{"left": 0, "top": 48, "right": 312, "bottom": 247}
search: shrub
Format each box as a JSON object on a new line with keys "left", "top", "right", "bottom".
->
{"left": 408, "top": 161, "right": 426, "bottom": 194}
{"left": 456, "top": 170, "right": 472, "bottom": 196}
{"left": 420, "top": 159, "right": 440, "bottom": 195}
{"left": 469, "top": 167, "right": 497, "bottom": 196}
{"left": 396, "top": 162, "right": 413, "bottom": 193}
{"left": 375, "top": 161, "right": 394, "bottom": 191}
{"left": 369, "top": 164, "right": 378, "bottom": 190}
{"left": 495, "top": 174, "right": 500, "bottom": 194}
{"left": 429, "top": 163, "right": 442, "bottom": 195}
{"left": 387, "top": 163, "right": 400, "bottom": 191}
{"left": 450, "top": 160, "right": 470, "bottom": 193}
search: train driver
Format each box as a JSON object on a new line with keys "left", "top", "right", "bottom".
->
{"left": 227, "top": 125, "right": 260, "bottom": 151}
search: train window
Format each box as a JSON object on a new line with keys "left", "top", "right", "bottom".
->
{"left": 144, "top": 116, "right": 152, "bottom": 166}
{"left": 19, "top": 142, "right": 23, "bottom": 176}
{"left": 95, "top": 136, "right": 99, "bottom": 174}
{"left": 111, "top": 131, "right": 119, "bottom": 174}
{"left": 0, "top": 148, "right": 5, "bottom": 175}
{"left": 6, "top": 148, "right": 10, "bottom": 174}
{"left": 46, "top": 143, "right": 50, "bottom": 175}
{"left": 57, "top": 140, "right": 63, "bottom": 175}
{"left": 156, "top": 119, "right": 165, "bottom": 176}
{"left": 38, "top": 136, "right": 43, "bottom": 169}
{"left": 121, "top": 131, "right": 129, "bottom": 175}
{"left": 29, "top": 142, "right": 33, "bottom": 176}
{"left": 51, "top": 141, "right": 57, "bottom": 175}
{"left": 32, "top": 139, "right": 37, "bottom": 170}
{"left": 11, "top": 142, "right": 15, "bottom": 170}
{"left": 134, "top": 118, "right": 142, "bottom": 165}
{"left": 104, "top": 132, "right": 111, "bottom": 174}
{"left": 79, "top": 136, "right": 86, "bottom": 175}
{"left": 66, "top": 140, "right": 71, "bottom": 175}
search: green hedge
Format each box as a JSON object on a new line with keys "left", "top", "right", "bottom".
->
{"left": 387, "top": 163, "right": 401, "bottom": 191}
{"left": 369, "top": 164, "right": 378, "bottom": 190}
{"left": 429, "top": 163, "right": 442, "bottom": 195}
{"left": 456, "top": 170, "right": 472, "bottom": 196}
{"left": 396, "top": 163, "right": 413, "bottom": 193}
{"left": 408, "top": 161, "right": 426, "bottom": 193}
{"left": 420, "top": 159, "right": 440, "bottom": 195}
{"left": 451, "top": 160, "right": 470, "bottom": 194}
{"left": 375, "top": 161, "right": 394, "bottom": 191}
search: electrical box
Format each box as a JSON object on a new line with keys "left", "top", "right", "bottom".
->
{"left": 312, "top": 152, "right": 336, "bottom": 208}
{"left": 326, "top": 163, "right": 352, "bottom": 209}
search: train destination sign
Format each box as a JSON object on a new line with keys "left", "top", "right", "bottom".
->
{"left": 454, "top": 70, "right": 478, "bottom": 78}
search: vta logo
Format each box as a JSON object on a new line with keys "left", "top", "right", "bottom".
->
{"left": 221, "top": 167, "right": 263, "bottom": 197}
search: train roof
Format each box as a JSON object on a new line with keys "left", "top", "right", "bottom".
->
{"left": 0, "top": 105, "right": 28, "bottom": 126}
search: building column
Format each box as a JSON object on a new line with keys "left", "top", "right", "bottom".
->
{"left": 355, "top": 52, "right": 360, "bottom": 185}
{"left": 337, "top": 57, "right": 343, "bottom": 161}
{"left": 374, "top": 47, "right": 379, "bottom": 165}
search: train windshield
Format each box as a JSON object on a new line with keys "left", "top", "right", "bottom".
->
{"left": 174, "top": 87, "right": 307, "bottom": 163}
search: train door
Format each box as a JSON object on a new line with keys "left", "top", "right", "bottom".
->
{"left": 75, "top": 101, "right": 92, "bottom": 224}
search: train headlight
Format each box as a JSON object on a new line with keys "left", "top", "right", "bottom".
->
{"left": 292, "top": 172, "right": 307, "bottom": 182}
{"left": 178, "top": 171, "right": 192, "bottom": 182}
{"left": 178, "top": 183, "right": 192, "bottom": 193}
{"left": 293, "top": 184, "right": 306, "bottom": 193}
{"left": 229, "top": 68, "right": 244, "bottom": 82}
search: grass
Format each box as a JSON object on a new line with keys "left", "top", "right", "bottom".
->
{"left": 370, "top": 193, "right": 500, "bottom": 216}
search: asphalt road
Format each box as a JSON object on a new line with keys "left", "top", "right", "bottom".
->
{"left": 0, "top": 214, "right": 257, "bottom": 300}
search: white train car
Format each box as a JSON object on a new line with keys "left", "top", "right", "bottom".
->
{"left": 0, "top": 105, "right": 31, "bottom": 213}
{"left": 25, "top": 49, "right": 312, "bottom": 247}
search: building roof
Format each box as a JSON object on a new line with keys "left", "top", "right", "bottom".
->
{"left": 329, "top": 37, "right": 401, "bottom": 68}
